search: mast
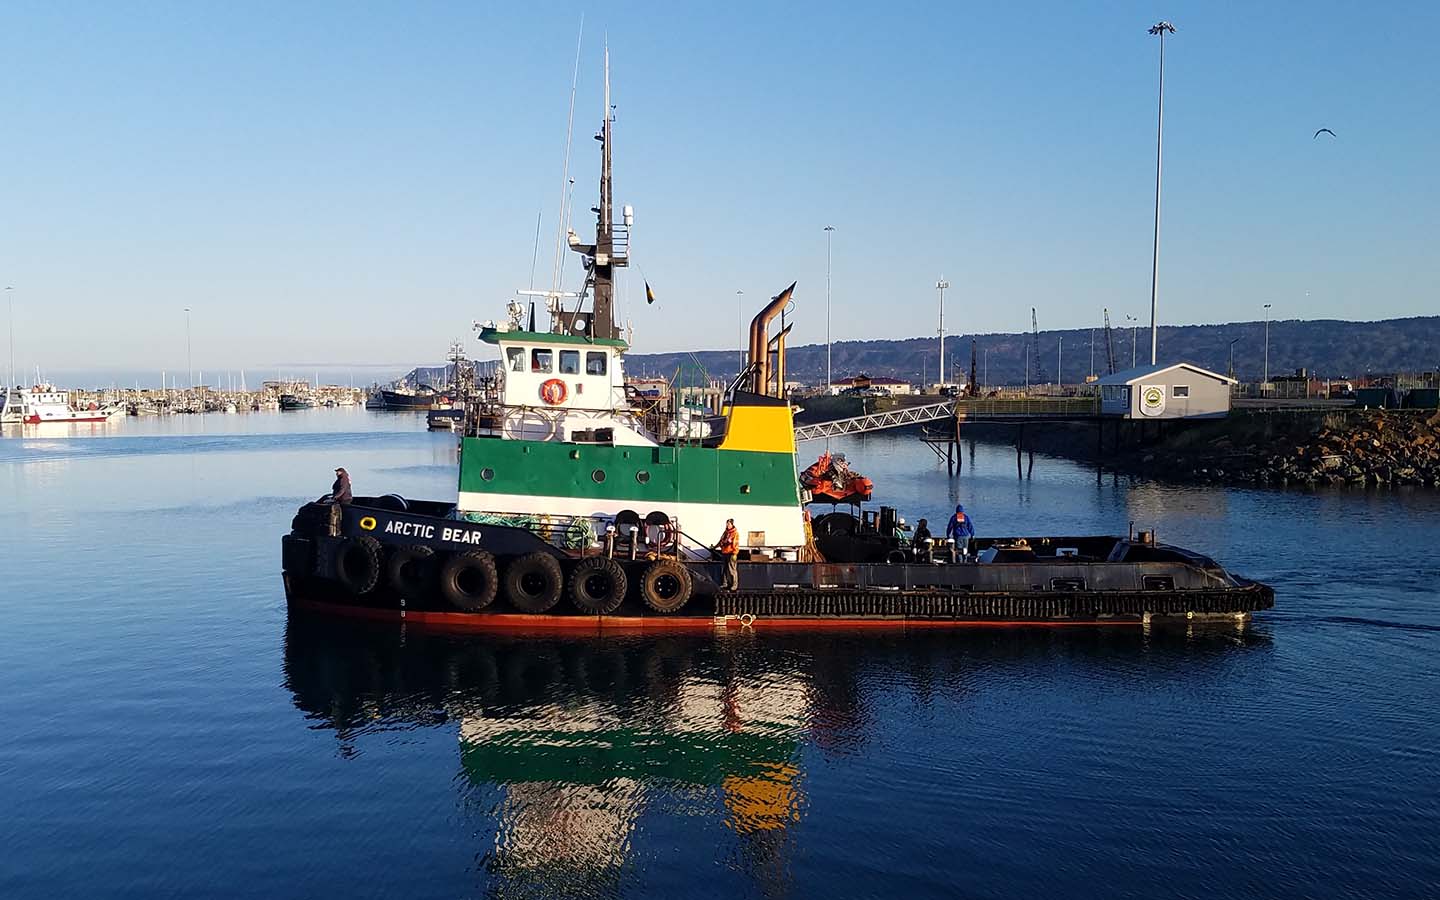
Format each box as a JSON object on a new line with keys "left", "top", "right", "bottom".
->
{"left": 588, "top": 43, "right": 626, "bottom": 340}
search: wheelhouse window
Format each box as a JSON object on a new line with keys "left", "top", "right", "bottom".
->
{"left": 1173, "top": 385, "right": 1190, "bottom": 398}
{"left": 531, "top": 349, "right": 553, "bottom": 373}
{"left": 559, "top": 350, "right": 580, "bottom": 375}
{"left": 586, "top": 352, "right": 608, "bottom": 376}
{"left": 505, "top": 347, "right": 525, "bottom": 372}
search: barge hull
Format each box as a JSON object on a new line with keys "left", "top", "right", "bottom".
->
{"left": 284, "top": 573, "right": 1269, "bottom": 633}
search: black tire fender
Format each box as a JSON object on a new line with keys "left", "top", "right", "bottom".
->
{"left": 639, "top": 559, "right": 693, "bottom": 614}
{"left": 503, "top": 552, "right": 565, "bottom": 613}
{"left": 567, "top": 557, "right": 628, "bottom": 615}
{"left": 333, "top": 535, "right": 382, "bottom": 595}
{"left": 385, "top": 544, "right": 435, "bottom": 599}
{"left": 438, "top": 550, "right": 499, "bottom": 612}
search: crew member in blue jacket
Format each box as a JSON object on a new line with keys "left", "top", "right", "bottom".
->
{"left": 946, "top": 504, "right": 975, "bottom": 558}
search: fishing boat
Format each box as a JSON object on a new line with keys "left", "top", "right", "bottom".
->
{"left": 369, "top": 386, "right": 440, "bottom": 410}
{"left": 12, "top": 384, "right": 125, "bottom": 424}
{"left": 279, "top": 393, "right": 315, "bottom": 411}
{"left": 281, "top": 54, "right": 1273, "bottom": 629}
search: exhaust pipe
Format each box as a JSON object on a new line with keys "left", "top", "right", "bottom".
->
{"left": 747, "top": 281, "right": 796, "bottom": 396}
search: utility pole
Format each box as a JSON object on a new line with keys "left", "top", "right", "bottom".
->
{"left": 5, "top": 287, "right": 13, "bottom": 393}
{"left": 824, "top": 226, "right": 836, "bottom": 393}
{"left": 1228, "top": 338, "right": 1239, "bottom": 380}
{"left": 1263, "top": 303, "right": 1273, "bottom": 385}
{"left": 935, "top": 278, "right": 950, "bottom": 389}
{"left": 1147, "top": 21, "right": 1175, "bottom": 365}
{"left": 184, "top": 307, "right": 193, "bottom": 389}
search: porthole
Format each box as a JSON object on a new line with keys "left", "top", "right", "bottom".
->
{"left": 636, "top": 470, "right": 651, "bottom": 484}
{"left": 592, "top": 469, "right": 607, "bottom": 483}
{"left": 480, "top": 467, "right": 495, "bottom": 481}
{"left": 740, "top": 483, "right": 751, "bottom": 494}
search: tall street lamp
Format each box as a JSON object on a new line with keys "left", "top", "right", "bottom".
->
{"left": 935, "top": 278, "right": 950, "bottom": 389}
{"left": 1147, "top": 21, "right": 1175, "bottom": 366}
{"left": 1263, "top": 303, "right": 1273, "bottom": 385}
{"left": 1228, "top": 338, "right": 1240, "bottom": 380}
{"left": 824, "top": 226, "right": 836, "bottom": 393}
{"left": 5, "top": 286, "right": 14, "bottom": 393}
{"left": 184, "top": 307, "right": 193, "bottom": 389}
{"left": 982, "top": 347, "right": 990, "bottom": 392}
{"left": 1125, "top": 314, "right": 1138, "bottom": 368}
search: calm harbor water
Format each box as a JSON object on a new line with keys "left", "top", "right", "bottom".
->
{"left": 3, "top": 410, "right": 1439, "bottom": 899}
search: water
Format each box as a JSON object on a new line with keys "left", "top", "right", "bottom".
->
{"left": 3, "top": 412, "right": 1439, "bottom": 899}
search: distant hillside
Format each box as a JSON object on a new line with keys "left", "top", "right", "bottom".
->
{"left": 623, "top": 316, "right": 1440, "bottom": 387}
{"left": 401, "top": 316, "right": 1440, "bottom": 390}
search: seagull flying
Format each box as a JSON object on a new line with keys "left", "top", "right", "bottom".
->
{"left": 1314, "top": 128, "right": 1337, "bottom": 139}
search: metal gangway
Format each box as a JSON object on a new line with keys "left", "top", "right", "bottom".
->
{"left": 793, "top": 400, "right": 955, "bottom": 442}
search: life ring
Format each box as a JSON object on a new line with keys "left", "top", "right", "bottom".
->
{"left": 539, "top": 378, "right": 567, "bottom": 405}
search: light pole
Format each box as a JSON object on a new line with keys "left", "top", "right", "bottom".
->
{"left": 982, "top": 348, "right": 990, "bottom": 392}
{"left": 824, "top": 226, "right": 836, "bottom": 393}
{"left": 1228, "top": 338, "right": 1240, "bottom": 380}
{"left": 184, "top": 307, "right": 193, "bottom": 389}
{"left": 1263, "top": 303, "right": 1273, "bottom": 385}
{"left": 935, "top": 278, "right": 950, "bottom": 389}
{"left": 1125, "top": 314, "right": 1138, "bottom": 367}
{"left": 5, "top": 286, "right": 13, "bottom": 393}
{"left": 1057, "top": 336, "right": 1063, "bottom": 390}
{"left": 1147, "top": 21, "right": 1175, "bottom": 366}
{"left": 1089, "top": 327, "right": 1095, "bottom": 380}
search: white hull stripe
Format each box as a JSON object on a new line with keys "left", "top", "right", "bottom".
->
{"left": 457, "top": 491, "right": 806, "bottom": 554}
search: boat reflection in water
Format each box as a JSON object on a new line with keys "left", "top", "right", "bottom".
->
{"left": 281, "top": 614, "right": 1269, "bottom": 893}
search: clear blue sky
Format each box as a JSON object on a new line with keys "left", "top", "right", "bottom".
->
{"left": 2, "top": 1, "right": 1437, "bottom": 383}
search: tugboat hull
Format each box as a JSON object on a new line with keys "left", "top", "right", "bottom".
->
{"left": 281, "top": 497, "right": 1274, "bottom": 631}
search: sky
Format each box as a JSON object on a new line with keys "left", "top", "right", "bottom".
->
{"left": 1, "top": 1, "right": 1437, "bottom": 384}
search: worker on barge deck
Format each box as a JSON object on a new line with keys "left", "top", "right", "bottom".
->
{"left": 716, "top": 518, "right": 740, "bottom": 590}
{"left": 946, "top": 504, "right": 974, "bottom": 559}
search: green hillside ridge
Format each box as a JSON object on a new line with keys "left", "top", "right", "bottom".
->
{"left": 621, "top": 316, "right": 1440, "bottom": 387}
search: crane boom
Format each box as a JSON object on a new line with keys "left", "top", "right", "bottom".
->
{"left": 1103, "top": 308, "right": 1117, "bottom": 375}
{"left": 1031, "top": 308, "right": 1047, "bottom": 385}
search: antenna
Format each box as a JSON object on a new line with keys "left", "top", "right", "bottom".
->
{"left": 548, "top": 16, "right": 585, "bottom": 301}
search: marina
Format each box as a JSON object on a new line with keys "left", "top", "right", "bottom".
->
{"left": 5, "top": 5, "right": 1440, "bottom": 899}
{"left": 4, "top": 411, "right": 1438, "bottom": 898}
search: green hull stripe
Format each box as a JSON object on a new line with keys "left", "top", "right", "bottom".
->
{"left": 459, "top": 438, "right": 800, "bottom": 507}
{"left": 461, "top": 729, "right": 798, "bottom": 786}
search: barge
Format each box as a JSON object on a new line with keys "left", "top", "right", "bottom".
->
{"left": 281, "top": 54, "right": 1273, "bottom": 630}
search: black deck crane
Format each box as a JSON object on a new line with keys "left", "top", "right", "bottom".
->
{"left": 1103, "top": 308, "right": 1117, "bottom": 375}
{"left": 1031, "top": 308, "right": 1047, "bottom": 385}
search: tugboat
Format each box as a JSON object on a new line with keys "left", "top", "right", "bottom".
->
{"left": 281, "top": 55, "right": 1273, "bottom": 629}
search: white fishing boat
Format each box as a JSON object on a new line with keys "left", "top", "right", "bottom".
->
{"left": 14, "top": 384, "right": 125, "bottom": 424}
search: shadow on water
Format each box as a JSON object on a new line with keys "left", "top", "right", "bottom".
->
{"left": 282, "top": 612, "right": 1272, "bottom": 897}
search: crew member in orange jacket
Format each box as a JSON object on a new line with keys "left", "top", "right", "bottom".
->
{"left": 716, "top": 518, "right": 740, "bottom": 590}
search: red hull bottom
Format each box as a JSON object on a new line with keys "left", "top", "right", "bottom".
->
{"left": 286, "top": 594, "right": 1150, "bottom": 634}
{"left": 23, "top": 414, "right": 111, "bottom": 424}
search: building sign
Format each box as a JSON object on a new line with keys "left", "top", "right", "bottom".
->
{"left": 1139, "top": 384, "right": 1166, "bottom": 417}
